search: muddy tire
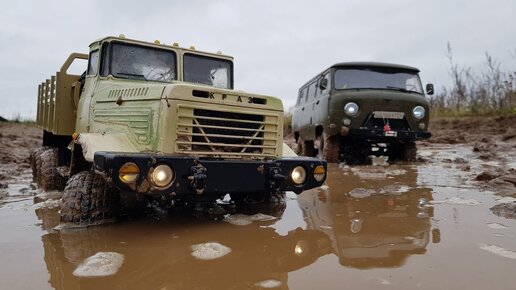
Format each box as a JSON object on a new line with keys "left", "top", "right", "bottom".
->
{"left": 31, "top": 146, "right": 50, "bottom": 182}
{"left": 341, "top": 139, "right": 372, "bottom": 165}
{"left": 60, "top": 171, "right": 120, "bottom": 226}
{"left": 319, "top": 133, "right": 340, "bottom": 162}
{"left": 38, "top": 148, "right": 66, "bottom": 191}
{"left": 388, "top": 141, "right": 417, "bottom": 162}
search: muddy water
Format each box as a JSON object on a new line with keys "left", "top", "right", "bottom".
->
{"left": 1, "top": 145, "right": 516, "bottom": 289}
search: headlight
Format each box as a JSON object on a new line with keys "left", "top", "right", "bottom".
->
{"left": 313, "top": 165, "right": 326, "bottom": 182}
{"left": 344, "top": 102, "right": 359, "bottom": 116}
{"left": 149, "top": 164, "right": 174, "bottom": 188}
{"left": 291, "top": 166, "right": 307, "bottom": 185}
{"left": 413, "top": 106, "right": 426, "bottom": 119}
{"left": 119, "top": 162, "right": 139, "bottom": 183}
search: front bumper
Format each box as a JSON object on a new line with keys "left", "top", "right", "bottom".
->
{"left": 348, "top": 128, "right": 431, "bottom": 142}
{"left": 94, "top": 152, "right": 327, "bottom": 197}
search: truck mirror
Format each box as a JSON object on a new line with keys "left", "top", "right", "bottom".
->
{"left": 426, "top": 83, "right": 434, "bottom": 95}
{"left": 319, "top": 78, "right": 328, "bottom": 90}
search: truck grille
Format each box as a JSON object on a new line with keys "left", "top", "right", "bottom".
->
{"left": 176, "top": 105, "right": 279, "bottom": 158}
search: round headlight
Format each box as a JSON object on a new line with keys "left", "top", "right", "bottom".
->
{"left": 344, "top": 102, "right": 359, "bottom": 116}
{"left": 149, "top": 164, "right": 174, "bottom": 188}
{"left": 119, "top": 162, "right": 139, "bottom": 184}
{"left": 413, "top": 106, "right": 426, "bottom": 119}
{"left": 291, "top": 166, "right": 307, "bottom": 185}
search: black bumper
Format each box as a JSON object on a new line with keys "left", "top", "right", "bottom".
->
{"left": 348, "top": 128, "right": 431, "bottom": 141}
{"left": 94, "top": 152, "right": 327, "bottom": 197}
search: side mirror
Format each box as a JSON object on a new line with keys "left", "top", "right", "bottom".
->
{"left": 319, "top": 78, "right": 328, "bottom": 90}
{"left": 426, "top": 83, "right": 434, "bottom": 95}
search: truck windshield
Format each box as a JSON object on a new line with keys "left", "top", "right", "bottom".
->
{"left": 108, "top": 43, "right": 176, "bottom": 82}
{"left": 334, "top": 67, "right": 423, "bottom": 94}
{"left": 184, "top": 54, "right": 233, "bottom": 89}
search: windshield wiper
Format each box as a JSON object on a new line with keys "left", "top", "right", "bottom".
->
{"left": 386, "top": 86, "right": 418, "bottom": 93}
{"left": 116, "top": 72, "right": 146, "bottom": 80}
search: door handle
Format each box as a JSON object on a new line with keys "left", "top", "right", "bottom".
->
{"left": 316, "top": 100, "right": 320, "bottom": 105}
{"left": 301, "top": 107, "right": 305, "bottom": 111}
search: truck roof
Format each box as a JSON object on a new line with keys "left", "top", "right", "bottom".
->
{"left": 331, "top": 62, "right": 420, "bottom": 72}
{"left": 90, "top": 35, "right": 234, "bottom": 60}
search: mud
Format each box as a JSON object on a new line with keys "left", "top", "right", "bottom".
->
{"left": 1, "top": 117, "right": 516, "bottom": 289}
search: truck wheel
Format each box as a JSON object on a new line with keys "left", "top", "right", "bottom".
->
{"left": 388, "top": 141, "right": 417, "bottom": 162}
{"left": 38, "top": 148, "right": 66, "bottom": 191}
{"left": 31, "top": 146, "right": 50, "bottom": 182}
{"left": 60, "top": 171, "right": 120, "bottom": 226}
{"left": 318, "top": 133, "right": 340, "bottom": 162}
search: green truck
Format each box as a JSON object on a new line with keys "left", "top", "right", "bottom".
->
{"left": 33, "top": 35, "right": 327, "bottom": 225}
{"left": 292, "top": 62, "right": 433, "bottom": 164}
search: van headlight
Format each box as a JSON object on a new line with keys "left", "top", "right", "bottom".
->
{"left": 344, "top": 102, "right": 359, "bottom": 116}
{"left": 413, "top": 106, "right": 426, "bottom": 119}
{"left": 149, "top": 164, "right": 174, "bottom": 189}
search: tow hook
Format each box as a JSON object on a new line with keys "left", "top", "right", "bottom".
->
{"left": 188, "top": 163, "right": 207, "bottom": 194}
{"left": 267, "top": 166, "right": 285, "bottom": 191}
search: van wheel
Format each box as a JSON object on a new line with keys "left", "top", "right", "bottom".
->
{"left": 38, "top": 148, "right": 66, "bottom": 191}
{"left": 317, "top": 133, "right": 340, "bottom": 162}
{"left": 388, "top": 141, "right": 417, "bottom": 162}
{"left": 60, "top": 171, "right": 120, "bottom": 226}
{"left": 296, "top": 139, "right": 316, "bottom": 157}
{"left": 341, "top": 140, "right": 372, "bottom": 165}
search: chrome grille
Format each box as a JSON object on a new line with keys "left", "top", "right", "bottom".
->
{"left": 176, "top": 105, "right": 279, "bottom": 158}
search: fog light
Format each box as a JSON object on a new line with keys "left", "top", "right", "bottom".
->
{"left": 119, "top": 162, "right": 139, "bottom": 183}
{"left": 419, "top": 122, "right": 426, "bottom": 130}
{"left": 313, "top": 165, "right": 326, "bottom": 182}
{"left": 342, "top": 118, "right": 351, "bottom": 126}
{"left": 149, "top": 164, "right": 174, "bottom": 188}
{"left": 291, "top": 166, "right": 307, "bottom": 185}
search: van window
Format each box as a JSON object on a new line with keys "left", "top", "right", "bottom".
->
{"left": 318, "top": 72, "right": 331, "bottom": 96}
{"left": 297, "top": 89, "right": 306, "bottom": 105}
{"left": 307, "top": 81, "right": 317, "bottom": 102}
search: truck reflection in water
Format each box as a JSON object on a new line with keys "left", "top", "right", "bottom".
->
{"left": 298, "top": 164, "right": 441, "bottom": 269}
{"left": 37, "top": 210, "right": 332, "bottom": 290}
{"left": 36, "top": 164, "right": 440, "bottom": 289}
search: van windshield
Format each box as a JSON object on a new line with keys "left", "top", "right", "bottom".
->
{"left": 334, "top": 67, "right": 423, "bottom": 94}
{"left": 107, "top": 42, "right": 177, "bottom": 82}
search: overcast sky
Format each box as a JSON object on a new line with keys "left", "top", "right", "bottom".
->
{"left": 1, "top": 0, "right": 515, "bottom": 119}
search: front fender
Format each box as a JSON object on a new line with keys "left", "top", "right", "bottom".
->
{"left": 75, "top": 133, "right": 138, "bottom": 162}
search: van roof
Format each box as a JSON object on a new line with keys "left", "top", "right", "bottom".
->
{"left": 331, "top": 62, "right": 420, "bottom": 72}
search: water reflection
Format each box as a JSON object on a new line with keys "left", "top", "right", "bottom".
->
{"left": 298, "top": 163, "right": 440, "bottom": 269}
{"left": 36, "top": 163, "right": 440, "bottom": 289}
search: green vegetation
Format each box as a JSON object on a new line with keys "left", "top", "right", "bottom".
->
{"left": 429, "top": 43, "right": 516, "bottom": 117}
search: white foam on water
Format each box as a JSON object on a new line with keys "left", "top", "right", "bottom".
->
{"left": 191, "top": 242, "right": 231, "bottom": 260}
{"left": 494, "top": 197, "right": 516, "bottom": 204}
{"left": 73, "top": 252, "right": 124, "bottom": 277}
{"left": 348, "top": 188, "right": 374, "bottom": 198}
{"left": 254, "top": 279, "right": 282, "bottom": 288}
{"left": 480, "top": 244, "right": 516, "bottom": 260}
{"left": 224, "top": 213, "right": 277, "bottom": 226}
{"left": 319, "top": 185, "right": 329, "bottom": 191}
{"left": 32, "top": 199, "right": 62, "bottom": 210}
{"left": 487, "top": 223, "right": 508, "bottom": 230}
{"left": 431, "top": 197, "right": 481, "bottom": 206}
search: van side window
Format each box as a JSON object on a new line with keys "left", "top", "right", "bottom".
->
{"left": 297, "top": 89, "right": 305, "bottom": 105}
{"left": 308, "top": 81, "right": 317, "bottom": 102}
{"left": 318, "top": 72, "right": 331, "bottom": 96}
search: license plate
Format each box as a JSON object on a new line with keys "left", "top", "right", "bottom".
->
{"left": 384, "top": 131, "right": 397, "bottom": 137}
{"left": 373, "top": 111, "right": 405, "bottom": 119}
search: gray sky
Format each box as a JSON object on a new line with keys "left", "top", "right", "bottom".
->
{"left": 1, "top": 0, "right": 515, "bottom": 119}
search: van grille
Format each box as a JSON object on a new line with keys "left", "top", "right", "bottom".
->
{"left": 176, "top": 105, "right": 279, "bottom": 158}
